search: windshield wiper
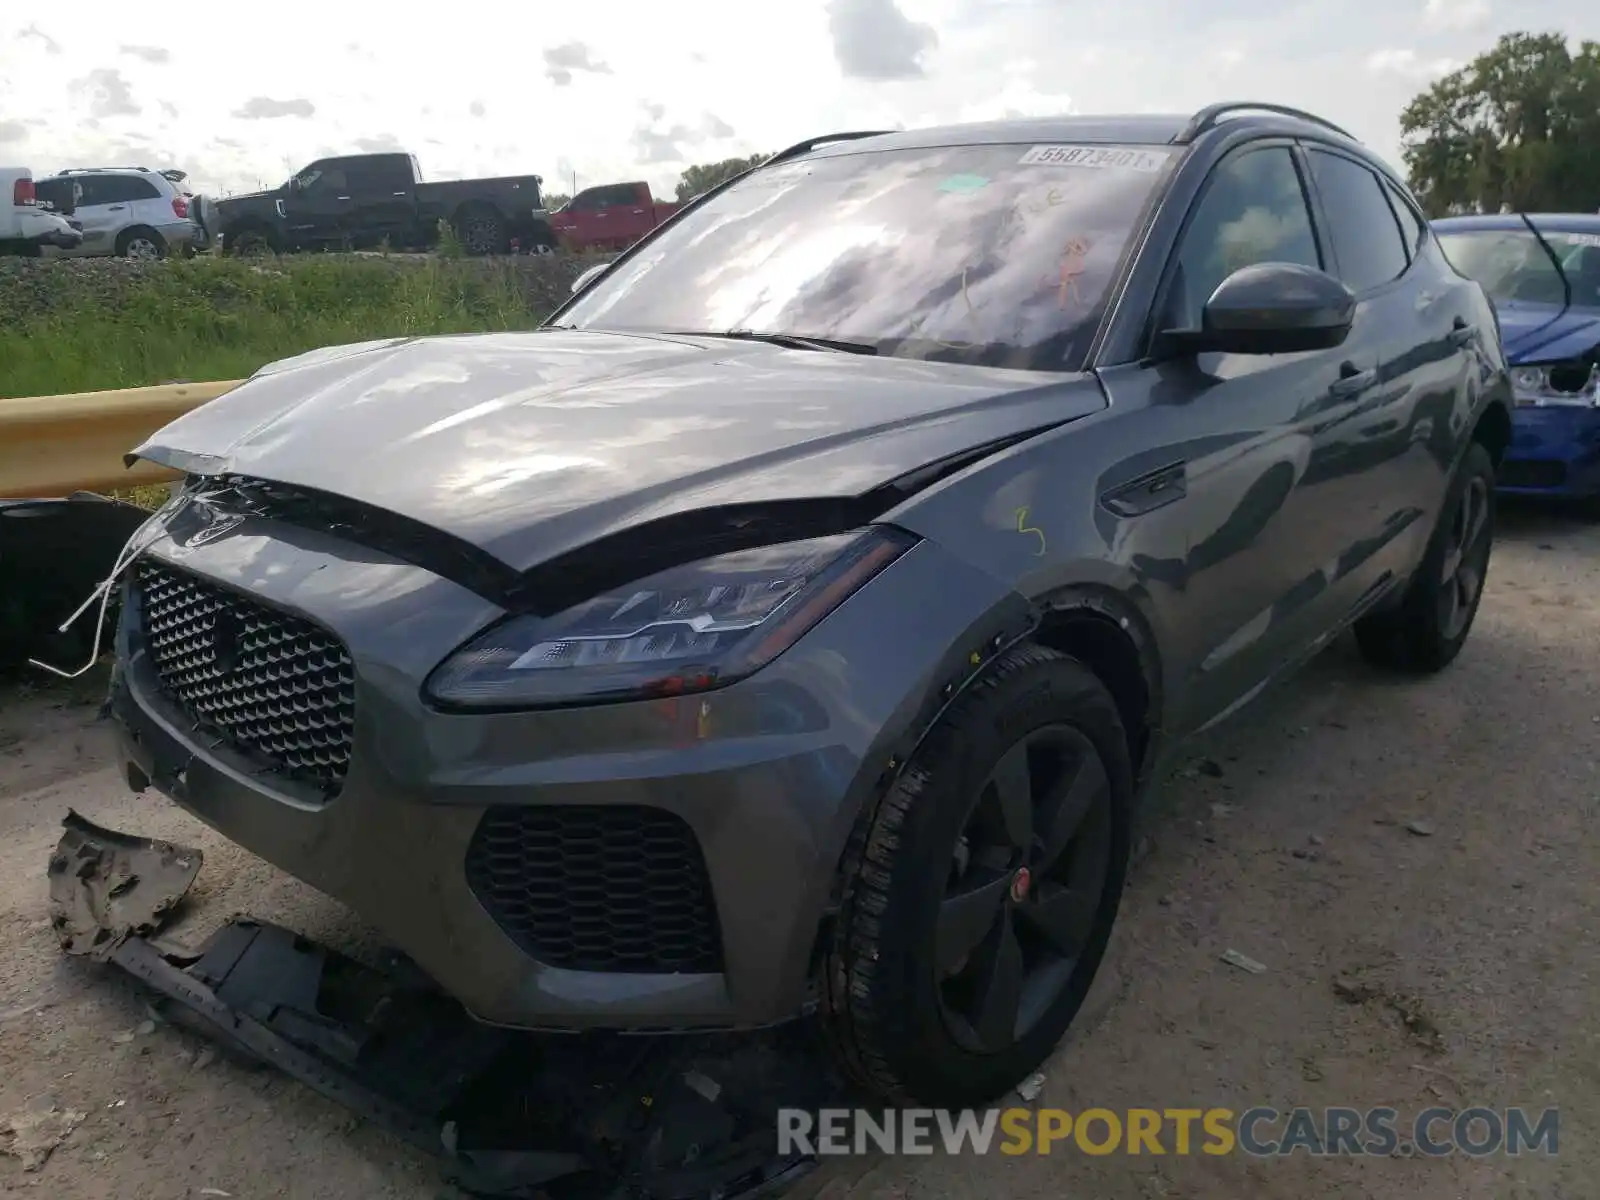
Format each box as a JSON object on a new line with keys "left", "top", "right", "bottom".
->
{"left": 1519, "top": 212, "right": 1572, "bottom": 315}
{"left": 696, "top": 328, "right": 880, "bottom": 355}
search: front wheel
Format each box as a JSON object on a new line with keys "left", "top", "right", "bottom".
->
{"left": 1354, "top": 440, "right": 1495, "bottom": 673}
{"left": 818, "top": 643, "right": 1132, "bottom": 1106}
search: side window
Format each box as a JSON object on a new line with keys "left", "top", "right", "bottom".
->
{"left": 1382, "top": 179, "right": 1425, "bottom": 260}
{"left": 600, "top": 184, "right": 641, "bottom": 207}
{"left": 72, "top": 176, "right": 111, "bottom": 207}
{"left": 1306, "top": 149, "right": 1408, "bottom": 292}
{"left": 567, "top": 189, "right": 601, "bottom": 211}
{"left": 1169, "top": 145, "right": 1320, "bottom": 328}
{"left": 305, "top": 165, "right": 349, "bottom": 194}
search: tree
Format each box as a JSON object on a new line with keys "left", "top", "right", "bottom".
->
{"left": 674, "top": 154, "right": 770, "bottom": 201}
{"left": 1399, "top": 31, "right": 1600, "bottom": 216}
{"left": 542, "top": 191, "right": 571, "bottom": 211}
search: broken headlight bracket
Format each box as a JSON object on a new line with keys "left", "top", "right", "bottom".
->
{"left": 46, "top": 810, "right": 837, "bottom": 1200}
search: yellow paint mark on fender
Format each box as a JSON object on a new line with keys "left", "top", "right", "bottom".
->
{"left": 1015, "top": 506, "right": 1047, "bottom": 556}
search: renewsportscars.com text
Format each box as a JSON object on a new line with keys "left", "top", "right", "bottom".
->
{"left": 778, "top": 1106, "right": 1560, "bottom": 1158}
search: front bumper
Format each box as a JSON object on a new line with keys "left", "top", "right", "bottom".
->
{"left": 1498, "top": 404, "right": 1600, "bottom": 497}
{"left": 111, "top": 519, "right": 1021, "bottom": 1031}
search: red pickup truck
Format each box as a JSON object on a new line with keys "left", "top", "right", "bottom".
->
{"left": 547, "top": 182, "right": 682, "bottom": 253}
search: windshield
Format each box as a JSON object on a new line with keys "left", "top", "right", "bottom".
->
{"left": 1436, "top": 228, "right": 1600, "bottom": 310}
{"left": 558, "top": 142, "right": 1178, "bottom": 372}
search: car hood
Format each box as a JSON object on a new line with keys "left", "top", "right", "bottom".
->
{"left": 1494, "top": 301, "right": 1600, "bottom": 364}
{"left": 131, "top": 329, "right": 1104, "bottom": 572}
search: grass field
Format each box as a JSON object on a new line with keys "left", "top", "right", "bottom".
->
{"left": 0, "top": 254, "right": 583, "bottom": 398}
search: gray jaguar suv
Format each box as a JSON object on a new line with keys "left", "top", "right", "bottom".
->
{"left": 108, "top": 102, "right": 1510, "bottom": 1107}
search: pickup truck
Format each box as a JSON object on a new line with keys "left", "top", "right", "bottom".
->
{"left": 213, "top": 152, "right": 557, "bottom": 256}
{"left": 547, "top": 181, "right": 682, "bottom": 253}
{"left": 1, "top": 167, "right": 84, "bottom": 256}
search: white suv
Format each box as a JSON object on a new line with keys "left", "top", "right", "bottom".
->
{"left": 33, "top": 167, "right": 208, "bottom": 259}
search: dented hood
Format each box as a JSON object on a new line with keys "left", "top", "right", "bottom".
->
{"left": 133, "top": 329, "right": 1104, "bottom": 571}
{"left": 1494, "top": 301, "right": 1600, "bottom": 364}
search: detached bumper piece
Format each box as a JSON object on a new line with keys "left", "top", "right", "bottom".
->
{"left": 47, "top": 811, "right": 828, "bottom": 1200}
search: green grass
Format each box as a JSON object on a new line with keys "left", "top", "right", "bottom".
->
{"left": 0, "top": 254, "right": 580, "bottom": 398}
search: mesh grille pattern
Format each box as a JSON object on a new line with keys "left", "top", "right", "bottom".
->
{"left": 465, "top": 805, "right": 724, "bottom": 974}
{"left": 136, "top": 560, "right": 356, "bottom": 794}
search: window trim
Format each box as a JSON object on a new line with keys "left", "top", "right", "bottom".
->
{"left": 1381, "top": 176, "right": 1428, "bottom": 261}
{"left": 1299, "top": 142, "right": 1412, "bottom": 295}
{"left": 1142, "top": 136, "right": 1328, "bottom": 353}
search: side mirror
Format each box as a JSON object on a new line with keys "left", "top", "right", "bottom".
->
{"left": 1157, "top": 262, "right": 1355, "bottom": 357}
{"left": 570, "top": 260, "right": 613, "bottom": 295}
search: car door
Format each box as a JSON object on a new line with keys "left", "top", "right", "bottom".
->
{"left": 1096, "top": 140, "right": 1383, "bottom": 735}
{"left": 346, "top": 155, "right": 416, "bottom": 247}
{"left": 1298, "top": 145, "right": 1458, "bottom": 586}
{"left": 59, "top": 175, "right": 125, "bottom": 257}
{"left": 283, "top": 161, "right": 353, "bottom": 247}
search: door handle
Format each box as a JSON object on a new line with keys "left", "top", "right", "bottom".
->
{"left": 1448, "top": 316, "right": 1476, "bottom": 348}
{"left": 336, "top": 195, "right": 351, "bottom": 201}
{"left": 107, "top": 205, "right": 126, "bottom": 211}
{"left": 1330, "top": 362, "right": 1376, "bottom": 398}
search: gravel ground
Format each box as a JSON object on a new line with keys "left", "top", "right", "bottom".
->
{"left": 1, "top": 501, "right": 1595, "bottom": 1199}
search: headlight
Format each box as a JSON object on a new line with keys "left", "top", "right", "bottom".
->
{"left": 1511, "top": 362, "right": 1600, "bottom": 407}
{"left": 425, "top": 526, "right": 916, "bottom": 709}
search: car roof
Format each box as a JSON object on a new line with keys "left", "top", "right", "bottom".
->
{"left": 800, "top": 105, "right": 1365, "bottom": 159}
{"left": 1432, "top": 213, "right": 1600, "bottom": 234}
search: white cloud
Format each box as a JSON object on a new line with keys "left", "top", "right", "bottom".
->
{"left": 0, "top": 0, "right": 1591, "bottom": 201}
{"left": 1421, "top": 0, "right": 1490, "bottom": 32}
{"left": 1366, "top": 48, "right": 1460, "bottom": 80}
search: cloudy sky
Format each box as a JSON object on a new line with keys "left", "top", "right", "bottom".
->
{"left": 0, "top": 0, "right": 1592, "bottom": 200}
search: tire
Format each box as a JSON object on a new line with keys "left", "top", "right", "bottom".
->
{"left": 456, "top": 207, "right": 507, "bottom": 256}
{"left": 115, "top": 227, "right": 166, "bottom": 260}
{"left": 819, "top": 643, "right": 1133, "bottom": 1106}
{"left": 224, "top": 226, "right": 273, "bottom": 257}
{"left": 1354, "top": 440, "right": 1495, "bottom": 673}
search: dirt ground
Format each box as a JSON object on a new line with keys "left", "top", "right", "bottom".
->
{"left": 2, "top": 502, "right": 1595, "bottom": 1199}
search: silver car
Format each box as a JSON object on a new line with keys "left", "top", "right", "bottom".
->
{"left": 34, "top": 167, "right": 207, "bottom": 259}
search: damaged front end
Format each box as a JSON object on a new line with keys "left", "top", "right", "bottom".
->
{"left": 46, "top": 811, "right": 831, "bottom": 1200}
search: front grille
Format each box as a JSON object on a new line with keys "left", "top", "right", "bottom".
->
{"left": 1499, "top": 459, "right": 1567, "bottom": 489}
{"left": 465, "top": 806, "right": 724, "bottom": 974}
{"left": 135, "top": 560, "right": 357, "bottom": 795}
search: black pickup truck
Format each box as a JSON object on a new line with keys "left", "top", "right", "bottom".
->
{"left": 213, "top": 152, "right": 557, "bottom": 256}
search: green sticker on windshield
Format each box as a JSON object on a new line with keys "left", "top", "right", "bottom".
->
{"left": 937, "top": 173, "right": 990, "bottom": 194}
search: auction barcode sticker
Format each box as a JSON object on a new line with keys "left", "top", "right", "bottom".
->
{"left": 1018, "top": 145, "right": 1172, "bottom": 172}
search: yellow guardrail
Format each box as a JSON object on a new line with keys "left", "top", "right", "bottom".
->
{"left": 0, "top": 380, "right": 242, "bottom": 499}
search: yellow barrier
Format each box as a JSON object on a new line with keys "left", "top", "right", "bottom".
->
{"left": 0, "top": 380, "right": 242, "bottom": 499}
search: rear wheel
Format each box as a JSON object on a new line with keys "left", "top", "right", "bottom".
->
{"left": 819, "top": 644, "right": 1132, "bottom": 1106}
{"left": 1354, "top": 440, "right": 1495, "bottom": 672}
{"left": 456, "top": 207, "right": 507, "bottom": 256}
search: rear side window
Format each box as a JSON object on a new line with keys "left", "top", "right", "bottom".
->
{"left": 1169, "top": 145, "right": 1320, "bottom": 327}
{"left": 1383, "top": 179, "right": 1426, "bottom": 259}
{"left": 1306, "top": 149, "right": 1408, "bottom": 292}
{"left": 80, "top": 175, "right": 160, "bottom": 204}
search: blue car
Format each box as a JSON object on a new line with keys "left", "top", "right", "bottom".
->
{"left": 1433, "top": 213, "right": 1600, "bottom": 497}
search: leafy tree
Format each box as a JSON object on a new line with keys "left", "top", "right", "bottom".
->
{"left": 541, "top": 192, "right": 571, "bottom": 211}
{"left": 674, "top": 154, "right": 770, "bottom": 201}
{"left": 1399, "top": 31, "right": 1600, "bottom": 216}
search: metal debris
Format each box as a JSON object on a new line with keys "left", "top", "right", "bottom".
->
{"left": 1015, "top": 1072, "right": 1047, "bottom": 1102}
{"left": 1220, "top": 949, "right": 1267, "bottom": 975}
{"left": 1405, "top": 819, "right": 1436, "bottom": 837}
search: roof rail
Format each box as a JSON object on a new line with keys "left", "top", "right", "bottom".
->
{"left": 54, "top": 166, "right": 153, "bottom": 175}
{"left": 1173, "top": 102, "right": 1355, "bottom": 144}
{"left": 761, "top": 130, "right": 896, "bottom": 168}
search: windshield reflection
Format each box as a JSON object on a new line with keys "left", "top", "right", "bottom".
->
{"left": 559, "top": 143, "right": 1176, "bottom": 372}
